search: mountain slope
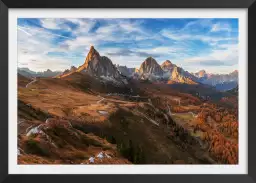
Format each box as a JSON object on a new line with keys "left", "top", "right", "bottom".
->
{"left": 18, "top": 68, "right": 238, "bottom": 164}
{"left": 227, "top": 85, "right": 238, "bottom": 95}
{"left": 18, "top": 73, "right": 32, "bottom": 87}
{"left": 18, "top": 75, "right": 207, "bottom": 164}
{"left": 160, "top": 60, "right": 198, "bottom": 84}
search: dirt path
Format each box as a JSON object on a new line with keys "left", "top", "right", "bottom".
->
{"left": 97, "top": 96, "right": 105, "bottom": 104}
{"left": 133, "top": 110, "right": 160, "bottom": 126}
{"left": 26, "top": 78, "right": 37, "bottom": 88}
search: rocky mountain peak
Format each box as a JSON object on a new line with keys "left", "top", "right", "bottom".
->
{"left": 199, "top": 69, "right": 206, "bottom": 74}
{"left": 197, "top": 70, "right": 207, "bottom": 78}
{"left": 70, "top": 66, "right": 77, "bottom": 72}
{"left": 231, "top": 70, "right": 238, "bottom": 75}
{"left": 76, "top": 46, "right": 100, "bottom": 72}
{"left": 138, "top": 57, "right": 163, "bottom": 76}
{"left": 169, "top": 66, "right": 197, "bottom": 84}
{"left": 162, "top": 60, "right": 172, "bottom": 65}
{"left": 161, "top": 60, "right": 176, "bottom": 71}
{"left": 75, "top": 46, "right": 124, "bottom": 81}
{"left": 145, "top": 57, "right": 157, "bottom": 63}
{"left": 84, "top": 46, "right": 100, "bottom": 67}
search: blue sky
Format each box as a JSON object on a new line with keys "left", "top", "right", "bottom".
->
{"left": 17, "top": 18, "right": 238, "bottom": 74}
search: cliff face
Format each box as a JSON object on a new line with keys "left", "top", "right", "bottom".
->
{"left": 138, "top": 57, "right": 164, "bottom": 76}
{"left": 75, "top": 46, "right": 122, "bottom": 78}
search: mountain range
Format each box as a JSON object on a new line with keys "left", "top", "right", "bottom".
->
{"left": 193, "top": 70, "right": 238, "bottom": 91}
{"left": 17, "top": 46, "right": 239, "bottom": 165}
{"left": 18, "top": 68, "right": 62, "bottom": 78}
{"left": 18, "top": 46, "right": 238, "bottom": 91}
{"left": 55, "top": 46, "right": 128, "bottom": 86}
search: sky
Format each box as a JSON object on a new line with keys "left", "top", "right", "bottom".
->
{"left": 17, "top": 18, "right": 238, "bottom": 74}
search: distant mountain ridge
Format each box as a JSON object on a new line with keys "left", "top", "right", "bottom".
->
{"left": 116, "top": 65, "right": 135, "bottom": 77}
{"left": 214, "top": 81, "right": 238, "bottom": 91}
{"left": 193, "top": 70, "right": 238, "bottom": 91}
{"left": 227, "top": 85, "right": 238, "bottom": 95}
{"left": 194, "top": 70, "right": 207, "bottom": 78}
{"left": 20, "top": 46, "right": 238, "bottom": 91}
{"left": 18, "top": 68, "right": 62, "bottom": 78}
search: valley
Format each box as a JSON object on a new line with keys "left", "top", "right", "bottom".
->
{"left": 17, "top": 46, "right": 238, "bottom": 165}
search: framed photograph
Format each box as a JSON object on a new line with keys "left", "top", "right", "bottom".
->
{"left": 0, "top": 0, "right": 255, "bottom": 182}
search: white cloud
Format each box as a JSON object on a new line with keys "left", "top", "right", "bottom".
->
{"left": 161, "top": 19, "right": 236, "bottom": 51}
{"left": 18, "top": 48, "right": 72, "bottom": 72}
{"left": 133, "top": 46, "right": 185, "bottom": 57}
{"left": 95, "top": 19, "right": 146, "bottom": 37}
{"left": 63, "top": 20, "right": 147, "bottom": 51}
{"left": 184, "top": 43, "right": 238, "bottom": 67}
{"left": 119, "top": 21, "right": 144, "bottom": 34}
{"left": 96, "top": 24, "right": 116, "bottom": 34}
{"left": 184, "top": 65, "right": 238, "bottom": 74}
{"left": 151, "top": 47, "right": 182, "bottom": 54}
{"left": 68, "top": 19, "right": 96, "bottom": 35}
{"left": 161, "top": 29, "right": 235, "bottom": 44}
{"left": 18, "top": 25, "right": 73, "bottom": 39}
{"left": 211, "top": 23, "right": 232, "bottom": 32}
{"left": 108, "top": 54, "right": 145, "bottom": 68}
{"left": 181, "top": 19, "right": 213, "bottom": 33}
{"left": 17, "top": 26, "right": 32, "bottom": 36}
{"left": 41, "top": 19, "right": 60, "bottom": 29}
{"left": 40, "top": 18, "right": 71, "bottom": 31}
{"left": 65, "top": 36, "right": 96, "bottom": 50}
{"left": 18, "top": 24, "right": 74, "bottom": 71}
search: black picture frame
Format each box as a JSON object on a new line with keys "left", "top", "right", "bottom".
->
{"left": 0, "top": 0, "right": 254, "bottom": 182}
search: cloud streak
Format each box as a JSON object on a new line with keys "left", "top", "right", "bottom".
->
{"left": 106, "top": 48, "right": 162, "bottom": 58}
